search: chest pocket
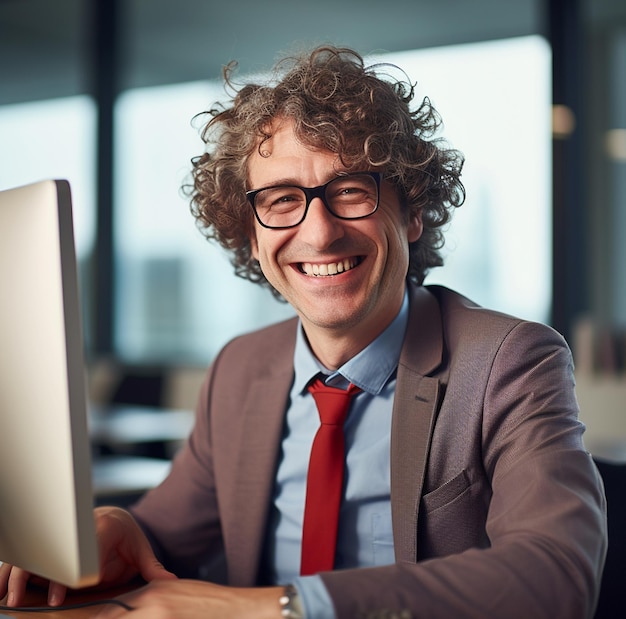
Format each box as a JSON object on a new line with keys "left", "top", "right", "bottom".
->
{"left": 419, "top": 469, "right": 490, "bottom": 558}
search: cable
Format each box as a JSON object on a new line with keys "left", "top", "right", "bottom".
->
{"left": 0, "top": 598, "right": 134, "bottom": 612}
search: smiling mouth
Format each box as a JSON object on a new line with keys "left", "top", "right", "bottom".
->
{"left": 298, "top": 257, "right": 362, "bottom": 277}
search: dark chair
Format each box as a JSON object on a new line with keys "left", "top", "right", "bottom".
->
{"left": 110, "top": 364, "right": 166, "bottom": 407}
{"left": 95, "top": 364, "right": 169, "bottom": 459}
{"left": 593, "top": 457, "right": 626, "bottom": 619}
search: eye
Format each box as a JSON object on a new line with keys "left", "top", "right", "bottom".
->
{"left": 272, "top": 191, "right": 300, "bottom": 204}
{"left": 342, "top": 185, "right": 367, "bottom": 195}
{"left": 256, "top": 187, "right": 305, "bottom": 212}
{"left": 329, "top": 177, "right": 374, "bottom": 202}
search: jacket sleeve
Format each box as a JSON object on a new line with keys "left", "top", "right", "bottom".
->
{"left": 320, "top": 321, "right": 607, "bottom": 619}
{"left": 129, "top": 366, "right": 227, "bottom": 581}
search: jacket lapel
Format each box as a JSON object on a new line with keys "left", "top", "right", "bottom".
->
{"left": 391, "top": 285, "right": 443, "bottom": 562}
{"left": 226, "top": 328, "right": 296, "bottom": 586}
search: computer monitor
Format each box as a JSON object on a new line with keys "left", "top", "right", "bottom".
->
{"left": 0, "top": 179, "right": 99, "bottom": 588}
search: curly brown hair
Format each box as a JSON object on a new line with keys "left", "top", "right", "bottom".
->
{"left": 187, "top": 45, "right": 465, "bottom": 298}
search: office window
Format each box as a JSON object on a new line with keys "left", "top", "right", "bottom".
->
{"left": 0, "top": 96, "right": 97, "bottom": 346}
{"left": 114, "top": 35, "right": 551, "bottom": 363}
{"left": 381, "top": 37, "right": 552, "bottom": 322}
{"left": 114, "top": 83, "right": 296, "bottom": 362}
{"left": 0, "top": 96, "right": 96, "bottom": 258}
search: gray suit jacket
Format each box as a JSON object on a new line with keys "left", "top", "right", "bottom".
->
{"left": 132, "top": 284, "right": 607, "bottom": 619}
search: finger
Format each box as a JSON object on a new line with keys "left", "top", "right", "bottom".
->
{"left": 5, "top": 566, "right": 32, "bottom": 607}
{"left": 133, "top": 550, "right": 177, "bottom": 584}
{"left": 0, "top": 562, "right": 11, "bottom": 598}
{"left": 46, "top": 580, "right": 68, "bottom": 606}
{"left": 95, "top": 507, "right": 177, "bottom": 586}
{"left": 122, "top": 521, "right": 176, "bottom": 583}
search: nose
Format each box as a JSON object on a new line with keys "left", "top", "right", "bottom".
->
{"left": 297, "top": 196, "right": 344, "bottom": 249}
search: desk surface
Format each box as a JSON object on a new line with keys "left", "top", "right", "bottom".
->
{"left": 92, "top": 455, "right": 172, "bottom": 499}
{"left": 89, "top": 405, "right": 193, "bottom": 500}
{"left": 576, "top": 376, "right": 626, "bottom": 463}
{"left": 89, "top": 405, "right": 194, "bottom": 447}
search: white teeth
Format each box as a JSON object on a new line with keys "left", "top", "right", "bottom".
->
{"left": 301, "top": 258, "right": 357, "bottom": 276}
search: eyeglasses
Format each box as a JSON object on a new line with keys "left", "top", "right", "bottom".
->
{"left": 246, "top": 171, "right": 381, "bottom": 229}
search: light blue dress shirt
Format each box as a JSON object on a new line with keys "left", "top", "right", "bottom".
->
{"left": 262, "top": 290, "right": 409, "bottom": 618}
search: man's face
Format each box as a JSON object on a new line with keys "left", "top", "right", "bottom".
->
{"left": 248, "top": 119, "right": 422, "bottom": 364}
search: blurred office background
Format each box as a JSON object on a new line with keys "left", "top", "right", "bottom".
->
{"left": 1, "top": 0, "right": 625, "bottom": 403}
{"left": 1, "top": 3, "right": 625, "bottom": 614}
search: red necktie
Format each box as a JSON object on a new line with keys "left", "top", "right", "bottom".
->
{"left": 300, "top": 377, "right": 361, "bottom": 575}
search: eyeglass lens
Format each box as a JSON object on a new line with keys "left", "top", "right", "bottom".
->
{"left": 253, "top": 173, "right": 378, "bottom": 228}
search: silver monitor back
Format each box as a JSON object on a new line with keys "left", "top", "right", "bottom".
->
{"left": 0, "top": 179, "right": 99, "bottom": 588}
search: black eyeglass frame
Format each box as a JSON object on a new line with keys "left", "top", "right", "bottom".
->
{"left": 246, "top": 171, "right": 382, "bottom": 230}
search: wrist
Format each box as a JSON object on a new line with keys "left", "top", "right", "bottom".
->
{"left": 279, "top": 584, "right": 305, "bottom": 619}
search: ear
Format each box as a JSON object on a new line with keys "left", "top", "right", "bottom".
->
{"left": 407, "top": 210, "right": 423, "bottom": 243}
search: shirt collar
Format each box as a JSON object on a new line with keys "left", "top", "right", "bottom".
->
{"left": 293, "top": 287, "right": 409, "bottom": 396}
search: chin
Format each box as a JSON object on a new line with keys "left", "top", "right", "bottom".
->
{"left": 305, "top": 302, "right": 373, "bottom": 331}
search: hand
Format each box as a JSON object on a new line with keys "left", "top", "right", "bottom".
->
{"left": 0, "top": 506, "right": 176, "bottom": 607}
{"left": 94, "top": 579, "right": 284, "bottom": 619}
{"left": 0, "top": 554, "right": 61, "bottom": 607}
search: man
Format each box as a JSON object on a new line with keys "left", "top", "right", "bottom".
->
{"left": 0, "top": 46, "right": 607, "bottom": 618}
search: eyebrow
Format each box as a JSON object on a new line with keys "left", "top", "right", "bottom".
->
{"left": 248, "top": 171, "right": 352, "bottom": 192}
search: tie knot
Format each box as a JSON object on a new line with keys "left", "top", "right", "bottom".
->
{"left": 307, "top": 378, "right": 361, "bottom": 426}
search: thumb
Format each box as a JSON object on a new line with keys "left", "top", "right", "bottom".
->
{"left": 137, "top": 555, "right": 178, "bottom": 582}
{"left": 129, "top": 531, "right": 177, "bottom": 583}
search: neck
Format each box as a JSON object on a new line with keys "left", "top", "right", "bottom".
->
{"left": 304, "top": 331, "right": 367, "bottom": 371}
{"left": 300, "top": 289, "right": 406, "bottom": 369}
{"left": 302, "top": 315, "right": 395, "bottom": 370}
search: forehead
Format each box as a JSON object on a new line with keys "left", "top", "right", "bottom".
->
{"left": 246, "top": 118, "right": 342, "bottom": 187}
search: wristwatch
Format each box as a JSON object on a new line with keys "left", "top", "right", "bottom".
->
{"left": 279, "top": 584, "right": 305, "bottom": 619}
